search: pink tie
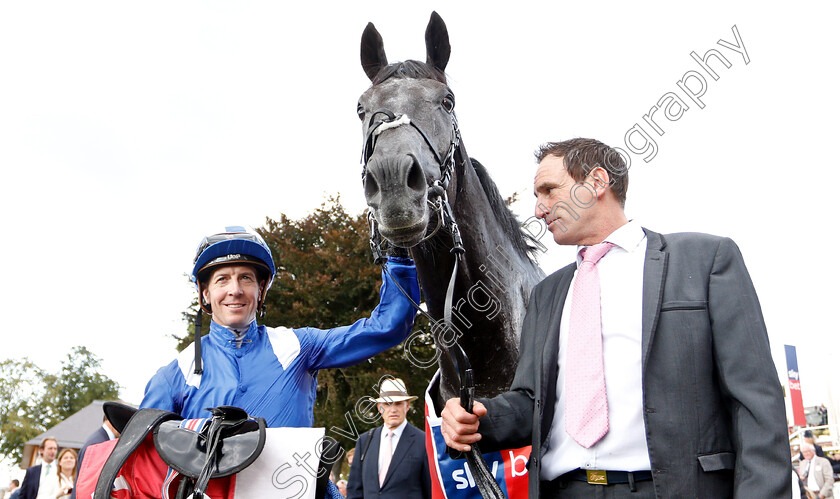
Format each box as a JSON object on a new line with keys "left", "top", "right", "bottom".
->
{"left": 379, "top": 430, "right": 393, "bottom": 486}
{"left": 565, "top": 242, "right": 614, "bottom": 448}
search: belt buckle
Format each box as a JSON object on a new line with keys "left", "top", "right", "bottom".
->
{"left": 586, "top": 469, "right": 608, "bottom": 485}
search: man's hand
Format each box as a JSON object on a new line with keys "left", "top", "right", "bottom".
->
{"left": 440, "top": 398, "right": 487, "bottom": 452}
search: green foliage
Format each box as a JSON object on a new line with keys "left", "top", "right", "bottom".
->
{"left": 0, "top": 359, "right": 46, "bottom": 463}
{"left": 40, "top": 346, "right": 121, "bottom": 427}
{"left": 178, "top": 197, "right": 437, "bottom": 454}
{"left": 0, "top": 348, "right": 120, "bottom": 463}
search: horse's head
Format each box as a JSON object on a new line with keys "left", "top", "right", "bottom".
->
{"left": 358, "top": 12, "right": 455, "bottom": 248}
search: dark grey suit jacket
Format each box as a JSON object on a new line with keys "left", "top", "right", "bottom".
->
{"left": 347, "top": 423, "right": 431, "bottom": 499}
{"left": 478, "top": 230, "right": 790, "bottom": 498}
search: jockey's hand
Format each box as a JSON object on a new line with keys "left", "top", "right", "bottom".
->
{"left": 441, "top": 397, "right": 486, "bottom": 452}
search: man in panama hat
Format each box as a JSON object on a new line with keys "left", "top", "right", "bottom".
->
{"left": 347, "top": 377, "right": 430, "bottom": 499}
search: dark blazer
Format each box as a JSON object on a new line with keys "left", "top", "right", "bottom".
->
{"left": 478, "top": 230, "right": 791, "bottom": 498}
{"left": 71, "top": 426, "right": 110, "bottom": 499}
{"left": 18, "top": 464, "right": 41, "bottom": 499}
{"left": 347, "top": 423, "right": 431, "bottom": 499}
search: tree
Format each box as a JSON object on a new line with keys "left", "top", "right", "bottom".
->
{"left": 39, "top": 346, "right": 121, "bottom": 428}
{"left": 0, "top": 359, "right": 47, "bottom": 463}
{"left": 178, "top": 197, "right": 437, "bottom": 453}
{"left": 0, "top": 347, "right": 119, "bottom": 463}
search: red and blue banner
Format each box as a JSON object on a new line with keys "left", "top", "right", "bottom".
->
{"left": 425, "top": 372, "right": 530, "bottom": 499}
{"left": 784, "top": 344, "right": 807, "bottom": 427}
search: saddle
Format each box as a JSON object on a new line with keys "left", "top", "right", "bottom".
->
{"left": 94, "top": 406, "right": 266, "bottom": 499}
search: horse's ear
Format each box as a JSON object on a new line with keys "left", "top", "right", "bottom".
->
{"left": 361, "top": 22, "right": 388, "bottom": 81}
{"left": 425, "top": 11, "right": 450, "bottom": 73}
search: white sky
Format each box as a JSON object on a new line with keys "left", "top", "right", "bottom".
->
{"left": 1, "top": 0, "right": 838, "bottom": 456}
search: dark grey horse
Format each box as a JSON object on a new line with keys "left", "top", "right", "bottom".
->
{"left": 358, "top": 12, "right": 545, "bottom": 407}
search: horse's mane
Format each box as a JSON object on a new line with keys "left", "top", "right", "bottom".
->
{"left": 469, "top": 157, "right": 542, "bottom": 262}
{"left": 372, "top": 60, "right": 541, "bottom": 265}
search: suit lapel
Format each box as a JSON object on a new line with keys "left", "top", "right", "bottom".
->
{"left": 381, "top": 425, "right": 416, "bottom": 487}
{"left": 641, "top": 229, "right": 668, "bottom": 372}
{"left": 367, "top": 427, "right": 382, "bottom": 486}
{"left": 540, "top": 264, "right": 575, "bottom": 445}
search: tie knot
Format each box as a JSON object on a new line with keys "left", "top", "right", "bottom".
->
{"left": 581, "top": 242, "right": 614, "bottom": 265}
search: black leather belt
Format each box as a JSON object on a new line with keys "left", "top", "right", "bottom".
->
{"left": 559, "top": 468, "right": 653, "bottom": 485}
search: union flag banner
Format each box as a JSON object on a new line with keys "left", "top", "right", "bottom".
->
{"left": 425, "top": 372, "right": 530, "bottom": 499}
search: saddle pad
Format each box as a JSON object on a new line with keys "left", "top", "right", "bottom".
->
{"left": 76, "top": 439, "right": 119, "bottom": 499}
{"left": 233, "top": 427, "right": 324, "bottom": 499}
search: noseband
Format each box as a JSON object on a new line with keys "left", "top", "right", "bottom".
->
{"left": 360, "top": 107, "right": 464, "bottom": 263}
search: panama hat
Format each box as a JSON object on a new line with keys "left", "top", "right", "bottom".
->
{"left": 369, "top": 377, "right": 418, "bottom": 403}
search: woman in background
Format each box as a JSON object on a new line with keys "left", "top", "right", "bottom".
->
{"left": 54, "top": 448, "right": 76, "bottom": 499}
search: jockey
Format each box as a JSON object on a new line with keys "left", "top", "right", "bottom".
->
{"left": 140, "top": 225, "right": 420, "bottom": 428}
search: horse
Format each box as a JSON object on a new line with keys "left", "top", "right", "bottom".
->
{"left": 357, "top": 12, "right": 545, "bottom": 409}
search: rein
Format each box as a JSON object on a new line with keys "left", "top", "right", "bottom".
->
{"left": 361, "top": 108, "right": 505, "bottom": 499}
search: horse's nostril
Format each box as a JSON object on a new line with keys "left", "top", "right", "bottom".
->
{"left": 364, "top": 174, "right": 379, "bottom": 201}
{"left": 407, "top": 157, "right": 425, "bottom": 194}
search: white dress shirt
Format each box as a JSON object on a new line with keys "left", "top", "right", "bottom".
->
{"left": 378, "top": 419, "right": 408, "bottom": 476}
{"left": 541, "top": 220, "right": 651, "bottom": 479}
{"left": 805, "top": 460, "right": 819, "bottom": 492}
{"left": 35, "top": 461, "right": 57, "bottom": 499}
{"left": 103, "top": 423, "right": 117, "bottom": 441}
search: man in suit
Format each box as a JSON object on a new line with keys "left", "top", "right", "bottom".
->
{"left": 347, "top": 378, "right": 430, "bottom": 499}
{"left": 18, "top": 437, "right": 58, "bottom": 499}
{"left": 441, "top": 138, "right": 790, "bottom": 497}
{"left": 799, "top": 442, "right": 834, "bottom": 498}
{"left": 7, "top": 479, "right": 20, "bottom": 499}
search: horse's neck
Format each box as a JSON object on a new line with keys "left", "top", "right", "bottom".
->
{"left": 413, "top": 158, "right": 542, "bottom": 402}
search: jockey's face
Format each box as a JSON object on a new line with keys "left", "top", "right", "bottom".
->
{"left": 202, "top": 264, "right": 263, "bottom": 330}
{"left": 378, "top": 400, "right": 409, "bottom": 430}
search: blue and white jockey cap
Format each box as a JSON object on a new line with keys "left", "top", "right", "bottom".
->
{"left": 192, "top": 226, "right": 276, "bottom": 314}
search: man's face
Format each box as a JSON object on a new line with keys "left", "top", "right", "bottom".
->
{"left": 41, "top": 439, "right": 58, "bottom": 463}
{"left": 378, "top": 400, "right": 409, "bottom": 430}
{"left": 802, "top": 445, "right": 816, "bottom": 460}
{"left": 202, "top": 264, "right": 263, "bottom": 329}
{"left": 534, "top": 155, "right": 597, "bottom": 246}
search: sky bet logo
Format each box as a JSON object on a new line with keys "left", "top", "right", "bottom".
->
{"left": 788, "top": 369, "right": 799, "bottom": 380}
{"left": 451, "top": 450, "right": 528, "bottom": 490}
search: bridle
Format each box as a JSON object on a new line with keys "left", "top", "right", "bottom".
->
{"left": 359, "top": 102, "right": 505, "bottom": 499}
{"left": 361, "top": 106, "right": 464, "bottom": 262}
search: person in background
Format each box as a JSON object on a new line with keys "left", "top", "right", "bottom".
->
{"left": 798, "top": 442, "right": 833, "bottom": 499}
{"left": 53, "top": 449, "right": 76, "bottom": 499}
{"left": 800, "top": 430, "right": 826, "bottom": 460}
{"left": 347, "top": 378, "right": 430, "bottom": 499}
{"left": 18, "top": 437, "right": 58, "bottom": 499}
{"left": 7, "top": 480, "right": 20, "bottom": 499}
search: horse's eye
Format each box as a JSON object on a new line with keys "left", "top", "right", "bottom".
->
{"left": 442, "top": 96, "right": 455, "bottom": 113}
{"left": 357, "top": 103, "right": 366, "bottom": 121}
